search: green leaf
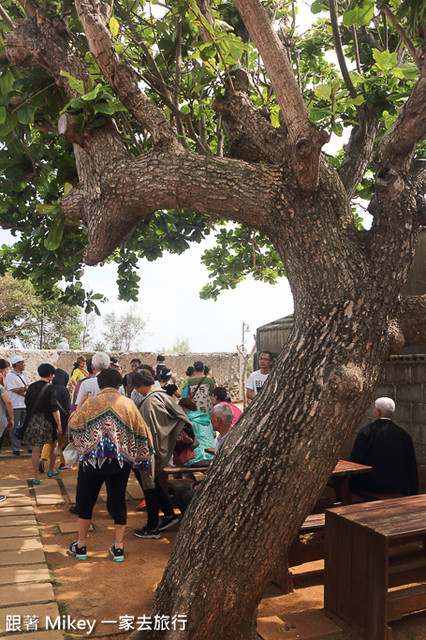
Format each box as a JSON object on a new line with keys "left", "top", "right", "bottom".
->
{"left": 270, "top": 105, "right": 280, "bottom": 128}
{"left": 36, "top": 204, "right": 55, "bottom": 214}
{"left": 93, "top": 102, "right": 115, "bottom": 115}
{"left": 349, "top": 94, "right": 365, "bottom": 106}
{"left": 343, "top": 0, "right": 374, "bottom": 26}
{"left": 0, "top": 71, "right": 14, "bottom": 95}
{"left": 44, "top": 215, "right": 65, "bottom": 251}
{"left": 63, "top": 182, "right": 73, "bottom": 195}
{"left": 0, "top": 107, "right": 6, "bottom": 124}
{"left": 17, "top": 103, "right": 37, "bottom": 125}
{"left": 372, "top": 49, "right": 398, "bottom": 73}
{"left": 315, "top": 84, "right": 332, "bottom": 101}
{"left": 109, "top": 16, "right": 120, "bottom": 39}
{"left": 82, "top": 84, "right": 102, "bottom": 101}
{"left": 400, "top": 65, "right": 419, "bottom": 80}
{"left": 60, "top": 71, "right": 86, "bottom": 95}
{"left": 309, "top": 106, "right": 330, "bottom": 122}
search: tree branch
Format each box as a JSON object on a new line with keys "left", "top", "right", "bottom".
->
{"left": 328, "top": 0, "right": 357, "bottom": 99}
{"left": 382, "top": 5, "right": 421, "bottom": 68}
{"left": 0, "top": 4, "right": 14, "bottom": 28}
{"left": 374, "top": 74, "right": 426, "bottom": 171}
{"left": 61, "top": 149, "right": 282, "bottom": 265}
{"left": 399, "top": 294, "right": 426, "bottom": 348}
{"left": 338, "top": 107, "right": 381, "bottom": 200}
{"left": 232, "top": 0, "right": 329, "bottom": 190}
{"left": 74, "top": 0, "right": 180, "bottom": 150}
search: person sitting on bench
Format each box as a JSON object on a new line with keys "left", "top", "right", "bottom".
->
{"left": 350, "top": 397, "right": 418, "bottom": 497}
{"left": 173, "top": 403, "right": 234, "bottom": 515}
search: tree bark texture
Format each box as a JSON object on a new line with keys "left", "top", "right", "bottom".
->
{"left": 3, "top": 2, "right": 426, "bottom": 639}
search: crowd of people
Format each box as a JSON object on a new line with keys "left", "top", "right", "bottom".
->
{"left": 1, "top": 350, "right": 419, "bottom": 562}
{"left": 0, "top": 351, "right": 276, "bottom": 561}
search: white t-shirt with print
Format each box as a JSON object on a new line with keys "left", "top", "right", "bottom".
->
{"left": 245, "top": 370, "right": 270, "bottom": 396}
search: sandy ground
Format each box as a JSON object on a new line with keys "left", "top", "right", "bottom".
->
{"left": 2, "top": 453, "right": 426, "bottom": 640}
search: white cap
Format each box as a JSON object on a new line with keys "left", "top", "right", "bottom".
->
{"left": 11, "top": 355, "right": 28, "bottom": 365}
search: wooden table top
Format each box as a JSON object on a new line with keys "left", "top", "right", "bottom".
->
{"left": 332, "top": 459, "right": 373, "bottom": 476}
{"left": 326, "top": 494, "right": 426, "bottom": 539}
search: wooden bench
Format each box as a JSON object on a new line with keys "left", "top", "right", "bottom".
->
{"left": 273, "top": 513, "right": 326, "bottom": 592}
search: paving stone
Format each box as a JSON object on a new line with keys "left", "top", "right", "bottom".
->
{"left": 0, "top": 478, "right": 30, "bottom": 488}
{"left": 0, "top": 486, "right": 30, "bottom": 497}
{"left": 0, "top": 602, "right": 60, "bottom": 633}
{"left": 0, "top": 505, "right": 34, "bottom": 515}
{"left": 8, "top": 632, "right": 65, "bottom": 640}
{"left": 0, "top": 524, "right": 39, "bottom": 538}
{"left": 0, "top": 496, "right": 32, "bottom": 506}
{"left": 0, "top": 581, "right": 55, "bottom": 607}
{"left": 1, "top": 536, "right": 43, "bottom": 552}
{"left": 0, "top": 548, "right": 46, "bottom": 566}
{"left": 257, "top": 611, "right": 342, "bottom": 640}
{"left": 0, "top": 514, "right": 37, "bottom": 526}
{"left": 34, "top": 482, "right": 64, "bottom": 506}
{"left": 0, "top": 563, "right": 50, "bottom": 585}
{"left": 58, "top": 521, "right": 94, "bottom": 534}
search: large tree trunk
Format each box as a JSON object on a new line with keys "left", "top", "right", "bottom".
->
{"left": 130, "top": 175, "right": 420, "bottom": 640}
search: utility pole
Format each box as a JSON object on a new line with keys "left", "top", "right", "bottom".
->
{"left": 242, "top": 321, "right": 249, "bottom": 351}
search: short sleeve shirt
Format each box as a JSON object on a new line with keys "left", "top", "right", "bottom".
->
{"left": 246, "top": 370, "right": 269, "bottom": 396}
{"left": 5, "top": 369, "right": 30, "bottom": 409}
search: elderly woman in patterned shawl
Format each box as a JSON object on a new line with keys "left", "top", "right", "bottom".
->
{"left": 68, "top": 368, "right": 153, "bottom": 563}
{"left": 131, "top": 368, "right": 195, "bottom": 540}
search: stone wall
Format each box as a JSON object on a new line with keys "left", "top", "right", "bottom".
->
{"left": 0, "top": 349, "right": 241, "bottom": 397}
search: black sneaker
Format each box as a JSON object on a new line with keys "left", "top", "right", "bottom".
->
{"left": 158, "top": 515, "right": 179, "bottom": 531}
{"left": 69, "top": 505, "right": 78, "bottom": 514}
{"left": 110, "top": 543, "right": 124, "bottom": 562}
{"left": 68, "top": 541, "right": 87, "bottom": 560}
{"left": 39, "top": 459, "right": 45, "bottom": 474}
{"left": 134, "top": 527, "right": 160, "bottom": 539}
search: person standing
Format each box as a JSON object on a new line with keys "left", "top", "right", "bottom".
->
{"left": 246, "top": 351, "right": 273, "bottom": 400}
{"left": 350, "top": 397, "right": 418, "bottom": 497}
{"left": 70, "top": 356, "right": 88, "bottom": 403}
{"left": 68, "top": 368, "right": 153, "bottom": 562}
{"left": 132, "top": 369, "right": 193, "bottom": 539}
{"left": 187, "top": 360, "right": 215, "bottom": 413}
{"left": 23, "top": 363, "right": 62, "bottom": 484}
{"left": 5, "top": 355, "right": 30, "bottom": 455}
{"left": 0, "top": 382, "right": 14, "bottom": 452}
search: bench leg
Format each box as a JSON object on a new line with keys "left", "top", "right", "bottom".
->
{"left": 272, "top": 553, "right": 293, "bottom": 593}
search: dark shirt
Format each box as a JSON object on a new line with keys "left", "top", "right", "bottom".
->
{"left": 24, "top": 380, "right": 58, "bottom": 429}
{"left": 162, "top": 383, "right": 178, "bottom": 397}
{"left": 350, "top": 418, "right": 418, "bottom": 495}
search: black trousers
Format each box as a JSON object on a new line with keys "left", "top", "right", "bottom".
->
{"left": 145, "top": 476, "right": 174, "bottom": 529}
{"left": 76, "top": 460, "right": 131, "bottom": 525}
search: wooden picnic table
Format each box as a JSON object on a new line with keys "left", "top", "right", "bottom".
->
{"left": 330, "top": 459, "right": 372, "bottom": 505}
{"left": 324, "top": 494, "right": 426, "bottom": 640}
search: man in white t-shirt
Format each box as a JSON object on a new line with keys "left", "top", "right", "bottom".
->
{"left": 5, "top": 355, "right": 30, "bottom": 455}
{"left": 246, "top": 351, "right": 273, "bottom": 400}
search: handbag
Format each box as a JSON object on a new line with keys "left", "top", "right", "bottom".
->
{"left": 173, "top": 424, "right": 196, "bottom": 465}
{"left": 63, "top": 442, "right": 78, "bottom": 467}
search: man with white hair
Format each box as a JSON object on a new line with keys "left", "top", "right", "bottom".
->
{"left": 350, "top": 397, "right": 418, "bottom": 496}
{"left": 173, "top": 403, "right": 234, "bottom": 516}
{"left": 75, "top": 352, "right": 110, "bottom": 404}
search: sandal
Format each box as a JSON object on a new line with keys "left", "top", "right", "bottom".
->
{"left": 32, "top": 479, "right": 41, "bottom": 485}
{"left": 47, "top": 469, "right": 61, "bottom": 477}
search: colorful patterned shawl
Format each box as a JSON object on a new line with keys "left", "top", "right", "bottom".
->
{"left": 69, "top": 388, "right": 154, "bottom": 469}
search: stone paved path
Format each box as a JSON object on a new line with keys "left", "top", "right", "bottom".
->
{"left": 0, "top": 471, "right": 144, "bottom": 638}
{"left": 0, "top": 480, "right": 64, "bottom": 638}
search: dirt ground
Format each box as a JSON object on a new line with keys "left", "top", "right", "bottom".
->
{"left": 2, "top": 453, "right": 426, "bottom": 640}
